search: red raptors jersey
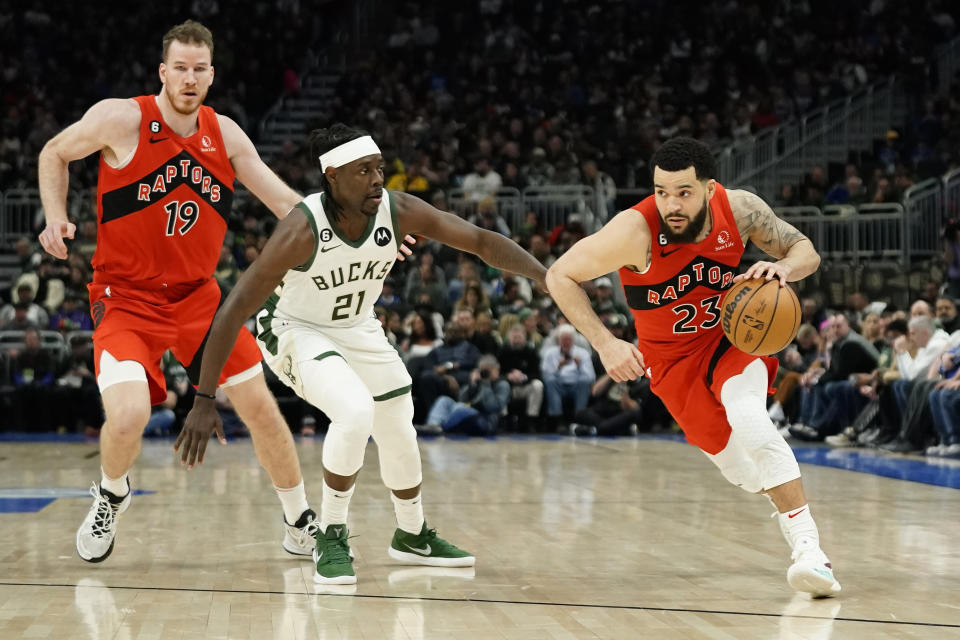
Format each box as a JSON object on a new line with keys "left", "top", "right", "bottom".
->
{"left": 619, "top": 183, "right": 743, "bottom": 363}
{"left": 93, "top": 95, "right": 234, "bottom": 294}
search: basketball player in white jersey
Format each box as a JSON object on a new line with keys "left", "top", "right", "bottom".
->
{"left": 177, "top": 124, "right": 548, "bottom": 584}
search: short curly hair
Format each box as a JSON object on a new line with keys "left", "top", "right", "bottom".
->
{"left": 650, "top": 137, "right": 716, "bottom": 181}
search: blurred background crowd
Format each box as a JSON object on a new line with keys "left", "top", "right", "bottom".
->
{"left": 1, "top": 0, "right": 959, "bottom": 455}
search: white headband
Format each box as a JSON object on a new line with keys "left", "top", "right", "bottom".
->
{"left": 319, "top": 136, "right": 381, "bottom": 170}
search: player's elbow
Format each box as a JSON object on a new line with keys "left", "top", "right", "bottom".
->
{"left": 545, "top": 264, "right": 572, "bottom": 296}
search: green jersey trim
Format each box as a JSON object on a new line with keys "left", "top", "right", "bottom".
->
{"left": 321, "top": 193, "right": 377, "bottom": 248}
{"left": 372, "top": 384, "right": 412, "bottom": 402}
{"left": 292, "top": 201, "right": 320, "bottom": 272}
{"left": 313, "top": 351, "right": 342, "bottom": 362}
{"left": 388, "top": 190, "right": 401, "bottom": 249}
{"left": 257, "top": 293, "right": 281, "bottom": 356}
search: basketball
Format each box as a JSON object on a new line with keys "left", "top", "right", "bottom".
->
{"left": 720, "top": 278, "right": 801, "bottom": 355}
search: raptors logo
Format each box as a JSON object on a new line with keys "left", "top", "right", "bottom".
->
{"left": 374, "top": 227, "right": 392, "bottom": 247}
{"left": 91, "top": 300, "right": 106, "bottom": 328}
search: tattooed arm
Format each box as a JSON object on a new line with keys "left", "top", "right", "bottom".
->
{"left": 728, "top": 189, "right": 821, "bottom": 286}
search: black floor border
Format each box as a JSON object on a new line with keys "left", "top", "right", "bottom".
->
{"left": 1, "top": 581, "right": 956, "bottom": 629}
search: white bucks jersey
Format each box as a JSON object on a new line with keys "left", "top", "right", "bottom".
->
{"left": 261, "top": 191, "right": 399, "bottom": 337}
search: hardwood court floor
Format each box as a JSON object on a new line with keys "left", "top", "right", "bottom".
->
{"left": 1, "top": 434, "right": 958, "bottom": 639}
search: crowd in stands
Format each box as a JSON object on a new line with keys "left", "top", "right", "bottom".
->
{"left": 769, "top": 293, "right": 960, "bottom": 457}
{"left": 3, "top": 1, "right": 960, "bottom": 449}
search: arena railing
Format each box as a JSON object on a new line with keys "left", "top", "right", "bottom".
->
{"left": 1, "top": 189, "right": 41, "bottom": 246}
{"left": 717, "top": 78, "right": 903, "bottom": 201}
{"left": 902, "top": 178, "right": 944, "bottom": 264}
{"left": 943, "top": 168, "right": 960, "bottom": 222}
{"left": 521, "top": 185, "right": 597, "bottom": 233}
{"left": 855, "top": 203, "right": 908, "bottom": 264}
{"left": 445, "top": 187, "right": 524, "bottom": 232}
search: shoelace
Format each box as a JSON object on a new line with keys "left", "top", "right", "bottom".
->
{"left": 293, "top": 519, "right": 321, "bottom": 546}
{"left": 320, "top": 533, "right": 352, "bottom": 564}
{"left": 88, "top": 484, "right": 119, "bottom": 538}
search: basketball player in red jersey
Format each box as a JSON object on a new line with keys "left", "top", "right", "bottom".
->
{"left": 546, "top": 137, "right": 840, "bottom": 597}
{"left": 36, "top": 21, "right": 325, "bottom": 563}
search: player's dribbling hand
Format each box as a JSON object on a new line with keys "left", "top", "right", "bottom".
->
{"left": 733, "top": 261, "right": 792, "bottom": 287}
{"left": 395, "top": 234, "right": 417, "bottom": 261}
{"left": 598, "top": 338, "right": 646, "bottom": 382}
{"left": 38, "top": 221, "right": 77, "bottom": 260}
{"left": 174, "top": 400, "right": 227, "bottom": 470}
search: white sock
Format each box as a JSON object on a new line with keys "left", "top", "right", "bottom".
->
{"left": 778, "top": 504, "right": 819, "bottom": 550}
{"left": 275, "top": 480, "right": 310, "bottom": 525}
{"left": 391, "top": 492, "right": 425, "bottom": 534}
{"left": 320, "top": 481, "right": 355, "bottom": 531}
{"left": 100, "top": 468, "right": 129, "bottom": 498}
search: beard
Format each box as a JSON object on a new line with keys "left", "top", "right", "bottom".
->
{"left": 164, "top": 83, "right": 207, "bottom": 115}
{"left": 660, "top": 197, "right": 709, "bottom": 244}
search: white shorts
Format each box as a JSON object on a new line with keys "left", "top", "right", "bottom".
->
{"left": 257, "top": 313, "right": 412, "bottom": 402}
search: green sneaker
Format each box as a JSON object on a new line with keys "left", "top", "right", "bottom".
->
{"left": 388, "top": 523, "right": 475, "bottom": 567}
{"left": 313, "top": 524, "right": 356, "bottom": 584}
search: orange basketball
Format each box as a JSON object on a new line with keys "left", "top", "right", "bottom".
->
{"left": 720, "top": 278, "right": 801, "bottom": 355}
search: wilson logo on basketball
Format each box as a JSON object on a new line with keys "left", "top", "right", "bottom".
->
{"left": 721, "top": 284, "right": 752, "bottom": 333}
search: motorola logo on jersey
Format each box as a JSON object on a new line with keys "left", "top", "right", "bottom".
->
{"left": 319, "top": 228, "right": 333, "bottom": 242}
{"left": 374, "top": 227, "right": 392, "bottom": 247}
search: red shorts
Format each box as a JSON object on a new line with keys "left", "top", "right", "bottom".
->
{"left": 647, "top": 333, "right": 777, "bottom": 455}
{"left": 89, "top": 278, "right": 262, "bottom": 405}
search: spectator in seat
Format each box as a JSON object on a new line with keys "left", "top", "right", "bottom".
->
{"left": 935, "top": 296, "right": 959, "bottom": 334}
{"left": 419, "top": 355, "right": 510, "bottom": 437}
{"left": 880, "top": 315, "right": 952, "bottom": 453}
{"left": 499, "top": 325, "right": 544, "bottom": 431}
{"left": 926, "top": 342, "right": 960, "bottom": 457}
{"left": 541, "top": 324, "right": 595, "bottom": 432}
{"left": 9, "top": 327, "right": 59, "bottom": 430}
{"left": 789, "top": 314, "right": 879, "bottom": 440}
{"left": 0, "top": 283, "right": 49, "bottom": 329}
{"left": 462, "top": 157, "right": 502, "bottom": 202}
{"left": 414, "top": 322, "right": 481, "bottom": 423}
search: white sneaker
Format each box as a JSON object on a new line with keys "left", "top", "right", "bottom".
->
{"left": 943, "top": 443, "right": 960, "bottom": 457}
{"left": 768, "top": 402, "right": 785, "bottom": 423}
{"left": 282, "top": 509, "right": 319, "bottom": 556}
{"left": 925, "top": 444, "right": 946, "bottom": 456}
{"left": 825, "top": 432, "right": 856, "bottom": 448}
{"left": 787, "top": 538, "right": 841, "bottom": 597}
{"left": 76, "top": 481, "right": 132, "bottom": 563}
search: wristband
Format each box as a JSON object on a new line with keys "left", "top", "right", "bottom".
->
{"left": 195, "top": 391, "right": 216, "bottom": 400}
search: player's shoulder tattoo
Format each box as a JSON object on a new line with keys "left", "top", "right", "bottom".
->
{"left": 729, "top": 190, "right": 806, "bottom": 257}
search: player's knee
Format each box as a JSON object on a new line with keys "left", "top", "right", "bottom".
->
{"left": 371, "top": 395, "right": 421, "bottom": 489}
{"left": 104, "top": 401, "right": 151, "bottom": 437}
{"left": 326, "top": 390, "right": 375, "bottom": 440}
{"left": 753, "top": 437, "right": 801, "bottom": 489}
{"left": 717, "top": 459, "right": 764, "bottom": 493}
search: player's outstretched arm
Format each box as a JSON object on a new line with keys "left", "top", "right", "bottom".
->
{"left": 728, "top": 189, "right": 821, "bottom": 286}
{"left": 219, "top": 114, "right": 303, "bottom": 220}
{"left": 37, "top": 99, "right": 137, "bottom": 259}
{"left": 174, "top": 207, "right": 314, "bottom": 469}
{"left": 546, "top": 210, "right": 648, "bottom": 382}
{"left": 392, "top": 191, "right": 547, "bottom": 289}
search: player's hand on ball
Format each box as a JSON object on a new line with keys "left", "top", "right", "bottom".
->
{"left": 174, "top": 398, "right": 227, "bottom": 470}
{"left": 38, "top": 221, "right": 76, "bottom": 260}
{"left": 395, "top": 234, "right": 417, "bottom": 261}
{"left": 598, "top": 338, "right": 646, "bottom": 382}
{"left": 733, "top": 261, "right": 792, "bottom": 287}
